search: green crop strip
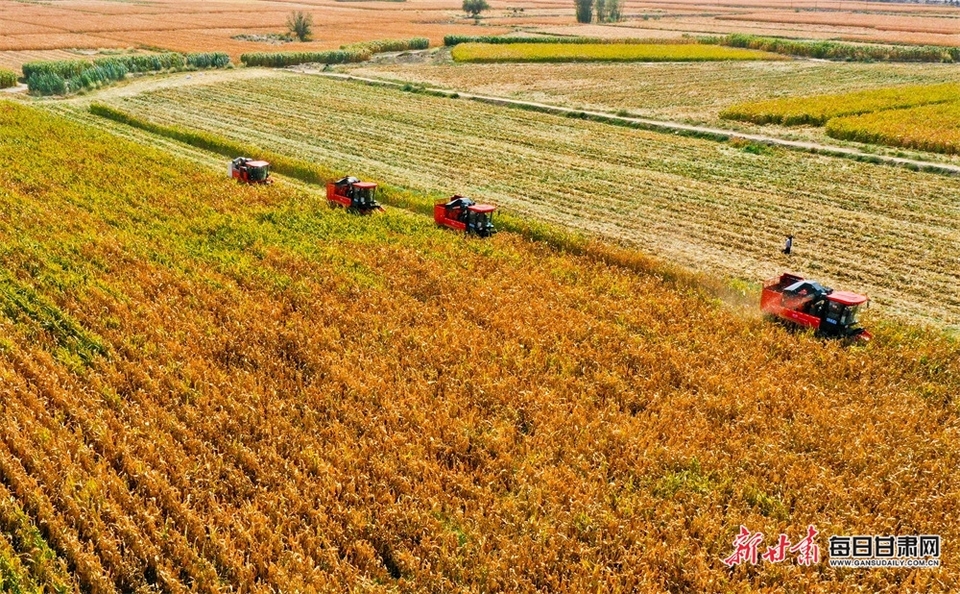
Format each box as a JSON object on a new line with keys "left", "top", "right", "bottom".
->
{"left": 721, "top": 83, "right": 960, "bottom": 126}
{"left": 0, "top": 271, "right": 108, "bottom": 367}
{"left": 451, "top": 43, "right": 782, "bottom": 63}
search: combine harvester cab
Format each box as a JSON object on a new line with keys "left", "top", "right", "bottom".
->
{"left": 229, "top": 157, "right": 273, "bottom": 184}
{"left": 434, "top": 195, "right": 497, "bottom": 237}
{"left": 326, "top": 177, "right": 384, "bottom": 214}
{"left": 761, "top": 273, "right": 872, "bottom": 342}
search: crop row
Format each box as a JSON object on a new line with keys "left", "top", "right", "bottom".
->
{"left": 10, "top": 99, "right": 960, "bottom": 593}
{"left": 22, "top": 52, "right": 230, "bottom": 96}
{"left": 89, "top": 73, "right": 960, "bottom": 326}
{"left": 450, "top": 42, "right": 782, "bottom": 63}
{"left": 0, "top": 69, "right": 16, "bottom": 89}
{"left": 705, "top": 33, "right": 960, "bottom": 63}
{"left": 720, "top": 82, "right": 960, "bottom": 126}
{"left": 240, "top": 37, "right": 429, "bottom": 68}
{"left": 240, "top": 49, "right": 368, "bottom": 68}
{"left": 23, "top": 53, "right": 185, "bottom": 79}
{"left": 343, "top": 37, "right": 429, "bottom": 54}
{"left": 826, "top": 100, "right": 960, "bottom": 155}
{"left": 442, "top": 34, "right": 699, "bottom": 47}
{"left": 440, "top": 33, "right": 960, "bottom": 63}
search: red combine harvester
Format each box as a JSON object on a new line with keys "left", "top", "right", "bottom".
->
{"left": 761, "top": 273, "right": 872, "bottom": 342}
{"left": 326, "top": 177, "right": 384, "bottom": 214}
{"left": 434, "top": 195, "right": 497, "bottom": 237}
{"left": 229, "top": 157, "right": 272, "bottom": 184}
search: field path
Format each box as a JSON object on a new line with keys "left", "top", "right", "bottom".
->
{"left": 304, "top": 70, "right": 960, "bottom": 177}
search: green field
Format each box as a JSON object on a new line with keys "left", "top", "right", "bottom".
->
{"left": 450, "top": 42, "right": 782, "bottom": 63}
{"left": 55, "top": 70, "right": 960, "bottom": 328}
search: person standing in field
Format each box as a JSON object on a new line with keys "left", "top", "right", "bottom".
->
{"left": 783, "top": 235, "right": 793, "bottom": 256}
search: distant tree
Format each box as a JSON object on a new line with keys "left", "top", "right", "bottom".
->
{"left": 595, "top": 0, "right": 607, "bottom": 22}
{"left": 575, "top": 0, "right": 594, "bottom": 23}
{"left": 606, "top": 0, "right": 622, "bottom": 21}
{"left": 463, "top": 0, "right": 491, "bottom": 18}
{"left": 287, "top": 11, "right": 313, "bottom": 42}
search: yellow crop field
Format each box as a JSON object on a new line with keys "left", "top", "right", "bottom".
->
{"left": 826, "top": 100, "right": 960, "bottom": 154}
{"left": 70, "top": 71, "right": 960, "bottom": 328}
{"left": 720, "top": 82, "right": 960, "bottom": 125}
{"left": 451, "top": 42, "right": 783, "bottom": 63}
{"left": 4, "top": 97, "right": 960, "bottom": 593}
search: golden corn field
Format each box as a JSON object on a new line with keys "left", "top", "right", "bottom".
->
{"left": 826, "top": 100, "right": 960, "bottom": 155}
{"left": 3, "top": 94, "right": 960, "bottom": 592}
{"left": 720, "top": 82, "right": 960, "bottom": 125}
{"left": 4, "top": 0, "right": 960, "bottom": 588}
{"left": 66, "top": 71, "right": 960, "bottom": 328}
{"left": 450, "top": 42, "right": 782, "bottom": 63}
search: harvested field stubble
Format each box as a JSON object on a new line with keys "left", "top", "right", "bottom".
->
{"left": 347, "top": 60, "right": 960, "bottom": 124}
{"left": 88, "top": 73, "right": 960, "bottom": 327}
{"left": 719, "top": 11, "right": 960, "bottom": 37}
{"left": 3, "top": 100, "right": 960, "bottom": 593}
{"left": 0, "top": 0, "right": 509, "bottom": 62}
{"left": 0, "top": 33, "right": 127, "bottom": 52}
{"left": 0, "top": 20, "right": 63, "bottom": 35}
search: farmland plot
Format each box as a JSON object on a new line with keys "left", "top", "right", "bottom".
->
{"left": 3, "top": 0, "right": 960, "bottom": 68}
{"left": 84, "top": 72, "right": 960, "bottom": 327}
{"left": 826, "top": 100, "right": 960, "bottom": 155}
{"left": 2, "top": 100, "right": 960, "bottom": 594}
{"left": 346, "top": 59, "right": 960, "bottom": 153}
{"left": 450, "top": 42, "right": 782, "bottom": 63}
{"left": 720, "top": 83, "right": 960, "bottom": 126}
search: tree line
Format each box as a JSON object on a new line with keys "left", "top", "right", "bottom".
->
{"left": 576, "top": 0, "right": 622, "bottom": 23}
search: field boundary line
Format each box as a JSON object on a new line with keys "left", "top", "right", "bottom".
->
{"left": 302, "top": 70, "right": 960, "bottom": 177}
